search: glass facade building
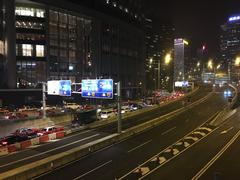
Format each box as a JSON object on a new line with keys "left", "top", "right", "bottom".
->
{"left": 0, "top": 0, "right": 145, "bottom": 98}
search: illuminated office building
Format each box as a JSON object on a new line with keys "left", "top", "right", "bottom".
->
{"left": 0, "top": 0, "right": 145, "bottom": 98}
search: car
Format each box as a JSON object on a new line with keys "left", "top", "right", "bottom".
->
{"left": 37, "top": 126, "right": 64, "bottom": 136}
{"left": 64, "top": 103, "right": 81, "bottom": 110}
{"left": 13, "top": 128, "right": 38, "bottom": 139}
{"left": 100, "top": 109, "right": 115, "bottom": 119}
{"left": 0, "top": 135, "right": 19, "bottom": 146}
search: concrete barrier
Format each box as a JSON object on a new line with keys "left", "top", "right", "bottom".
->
{"left": 39, "top": 135, "right": 49, "bottom": 143}
{"left": 30, "top": 137, "right": 40, "bottom": 146}
{"left": 20, "top": 140, "right": 31, "bottom": 150}
{"left": 7, "top": 145, "right": 17, "bottom": 153}
{"left": 56, "top": 131, "right": 64, "bottom": 139}
{"left": 48, "top": 133, "right": 56, "bottom": 141}
{"left": 0, "top": 146, "right": 8, "bottom": 156}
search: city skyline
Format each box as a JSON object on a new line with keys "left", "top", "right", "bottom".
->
{"left": 145, "top": 0, "right": 240, "bottom": 56}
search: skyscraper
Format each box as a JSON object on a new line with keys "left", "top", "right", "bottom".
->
{"left": 174, "top": 38, "right": 189, "bottom": 81}
{"left": 220, "top": 15, "right": 240, "bottom": 70}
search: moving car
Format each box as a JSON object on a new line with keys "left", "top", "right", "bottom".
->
{"left": 37, "top": 126, "right": 64, "bottom": 136}
{"left": 100, "top": 109, "right": 115, "bottom": 119}
{"left": 13, "top": 128, "right": 38, "bottom": 139}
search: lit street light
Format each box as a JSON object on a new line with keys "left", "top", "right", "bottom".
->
{"left": 235, "top": 56, "right": 240, "bottom": 66}
{"left": 207, "top": 59, "right": 213, "bottom": 70}
{"left": 164, "top": 53, "right": 171, "bottom": 65}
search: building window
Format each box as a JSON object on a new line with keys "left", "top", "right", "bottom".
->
{"left": 22, "top": 44, "right": 33, "bottom": 56}
{"left": 0, "top": 40, "right": 3, "bottom": 55}
{"left": 36, "top": 45, "right": 44, "bottom": 57}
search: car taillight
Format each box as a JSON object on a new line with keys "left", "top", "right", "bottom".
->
{"left": 2, "top": 141, "right": 7, "bottom": 145}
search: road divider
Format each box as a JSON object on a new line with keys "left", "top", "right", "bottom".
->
{"left": 0, "top": 147, "right": 8, "bottom": 156}
{"left": 0, "top": 89, "right": 215, "bottom": 180}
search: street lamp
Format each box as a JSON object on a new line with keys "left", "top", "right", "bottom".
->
{"left": 207, "top": 59, "right": 213, "bottom": 70}
{"left": 235, "top": 56, "right": 240, "bottom": 66}
{"left": 235, "top": 56, "right": 240, "bottom": 84}
{"left": 164, "top": 53, "right": 171, "bottom": 65}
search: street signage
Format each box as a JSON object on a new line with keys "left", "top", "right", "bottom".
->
{"left": 82, "top": 79, "right": 113, "bottom": 99}
{"left": 175, "top": 81, "right": 189, "bottom": 87}
{"left": 47, "top": 80, "right": 71, "bottom": 96}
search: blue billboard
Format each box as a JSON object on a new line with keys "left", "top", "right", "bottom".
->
{"left": 59, "top": 80, "right": 71, "bottom": 96}
{"left": 82, "top": 79, "right": 113, "bottom": 99}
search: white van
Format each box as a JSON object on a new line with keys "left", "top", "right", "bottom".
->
{"left": 100, "top": 109, "right": 115, "bottom": 119}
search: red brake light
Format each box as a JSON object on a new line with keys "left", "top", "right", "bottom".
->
{"left": 2, "top": 141, "right": 7, "bottom": 145}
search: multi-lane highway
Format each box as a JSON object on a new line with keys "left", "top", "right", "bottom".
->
{"left": 34, "top": 86, "right": 229, "bottom": 180}
{"left": 0, "top": 86, "right": 210, "bottom": 174}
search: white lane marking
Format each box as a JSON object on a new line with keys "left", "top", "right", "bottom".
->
{"left": 133, "top": 167, "right": 150, "bottom": 176}
{"left": 192, "top": 129, "right": 240, "bottom": 180}
{"left": 127, "top": 140, "right": 152, "bottom": 153}
{"left": 192, "top": 131, "right": 206, "bottom": 136}
{"left": 0, "top": 134, "right": 100, "bottom": 168}
{"left": 73, "top": 160, "right": 112, "bottom": 180}
{"left": 173, "top": 148, "right": 179, "bottom": 155}
{"left": 197, "top": 127, "right": 212, "bottom": 132}
{"left": 184, "top": 136, "right": 199, "bottom": 142}
{"left": 161, "top": 126, "right": 176, "bottom": 135}
{"left": 220, "top": 126, "right": 234, "bottom": 134}
{"left": 184, "top": 141, "right": 190, "bottom": 147}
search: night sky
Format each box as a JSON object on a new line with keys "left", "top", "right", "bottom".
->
{"left": 146, "top": 0, "right": 240, "bottom": 57}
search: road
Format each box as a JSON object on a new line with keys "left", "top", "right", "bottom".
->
{"left": 34, "top": 87, "right": 228, "bottom": 180}
{"left": 0, "top": 86, "right": 210, "bottom": 174}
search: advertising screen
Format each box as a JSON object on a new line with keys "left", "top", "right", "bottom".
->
{"left": 47, "top": 80, "right": 71, "bottom": 96}
{"left": 59, "top": 80, "right": 71, "bottom": 96}
{"left": 175, "top": 81, "right": 189, "bottom": 87}
{"left": 47, "top": 81, "right": 60, "bottom": 95}
{"left": 82, "top": 79, "right": 113, "bottom": 99}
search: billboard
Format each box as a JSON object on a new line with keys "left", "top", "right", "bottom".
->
{"left": 47, "top": 80, "right": 71, "bottom": 96}
{"left": 175, "top": 81, "right": 189, "bottom": 87}
{"left": 82, "top": 79, "right": 113, "bottom": 99}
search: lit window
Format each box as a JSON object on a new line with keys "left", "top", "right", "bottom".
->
{"left": 0, "top": 41, "right": 3, "bottom": 55}
{"left": 22, "top": 44, "right": 33, "bottom": 56}
{"left": 36, "top": 45, "right": 44, "bottom": 57}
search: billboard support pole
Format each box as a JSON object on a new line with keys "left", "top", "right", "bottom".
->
{"left": 42, "top": 82, "right": 46, "bottom": 119}
{"left": 117, "top": 82, "right": 122, "bottom": 133}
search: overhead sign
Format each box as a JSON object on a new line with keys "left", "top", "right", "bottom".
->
{"left": 47, "top": 80, "right": 71, "bottom": 96}
{"left": 82, "top": 79, "right": 113, "bottom": 99}
{"left": 175, "top": 81, "right": 189, "bottom": 87}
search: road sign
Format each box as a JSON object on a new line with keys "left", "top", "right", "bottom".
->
{"left": 47, "top": 80, "right": 71, "bottom": 96}
{"left": 81, "top": 79, "right": 113, "bottom": 99}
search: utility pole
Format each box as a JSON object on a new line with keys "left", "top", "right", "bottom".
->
{"left": 158, "top": 60, "right": 161, "bottom": 90}
{"left": 42, "top": 83, "right": 46, "bottom": 119}
{"left": 117, "top": 82, "right": 122, "bottom": 133}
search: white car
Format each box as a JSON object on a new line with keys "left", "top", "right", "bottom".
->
{"left": 65, "top": 103, "right": 81, "bottom": 110}
{"left": 100, "top": 109, "right": 115, "bottom": 119}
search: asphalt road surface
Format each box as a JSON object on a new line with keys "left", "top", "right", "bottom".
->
{"left": 35, "top": 87, "right": 228, "bottom": 180}
{"left": 0, "top": 86, "right": 210, "bottom": 174}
